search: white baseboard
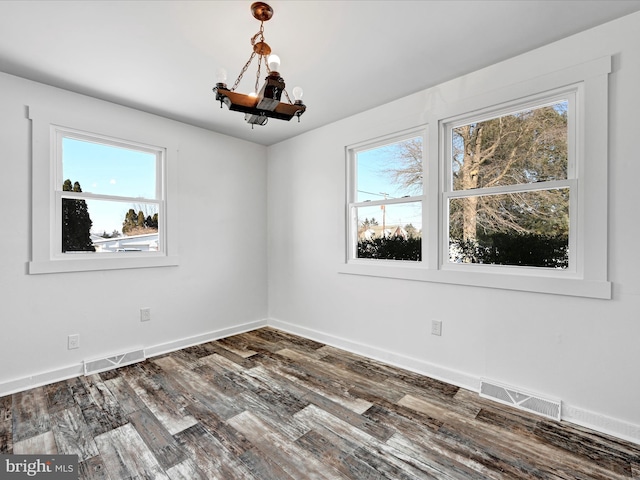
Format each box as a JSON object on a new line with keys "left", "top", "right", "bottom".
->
{"left": 562, "top": 404, "right": 640, "bottom": 446}
{"left": 267, "top": 317, "right": 640, "bottom": 446}
{"left": 0, "top": 318, "right": 267, "bottom": 398}
{"left": 144, "top": 318, "right": 267, "bottom": 358}
{"left": 267, "top": 318, "right": 479, "bottom": 392}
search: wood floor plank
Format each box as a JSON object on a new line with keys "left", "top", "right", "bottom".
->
{"left": 0, "top": 418, "right": 11, "bottom": 454}
{"left": 277, "top": 347, "right": 407, "bottom": 406}
{"left": 533, "top": 421, "right": 635, "bottom": 477}
{"left": 385, "top": 432, "right": 497, "bottom": 480}
{"left": 12, "top": 388, "right": 50, "bottom": 442}
{"left": 184, "top": 401, "right": 253, "bottom": 458}
{"left": 217, "top": 335, "right": 262, "bottom": 358}
{"left": 260, "top": 351, "right": 379, "bottom": 413}
{"left": 50, "top": 405, "right": 99, "bottom": 462}
{"left": 0, "top": 395, "right": 12, "bottom": 454}
{"left": 77, "top": 455, "right": 111, "bottom": 480}
{"left": 94, "top": 423, "right": 169, "bottom": 480}
{"left": 44, "top": 380, "right": 76, "bottom": 414}
{"left": 228, "top": 410, "right": 346, "bottom": 480}
{"left": 0, "top": 394, "right": 11, "bottom": 422}
{"left": 165, "top": 458, "right": 210, "bottom": 480}
{"left": 173, "top": 422, "right": 256, "bottom": 480}
{"left": 128, "top": 406, "right": 187, "bottom": 470}
{"left": 120, "top": 362, "right": 198, "bottom": 435}
{"left": 79, "top": 375, "right": 128, "bottom": 438}
{"left": 398, "top": 393, "right": 482, "bottom": 423}
{"left": 102, "top": 376, "right": 145, "bottom": 416}
{"left": 252, "top": 327, "right": 326, "bottom": 351}
{"left": 295, "top": 428, "right": 386, "bottom": 480}
{"left": 238, "top": 447, "right": 296, "bottom": 480}
{"left": 153, "top": 355, "right": 245, "bottom": 421}
{"left": 247, "top": 365, "right": 374, "bottom": 419}
{"left": 12, "top": 431, "right": 57, "bottom": 455}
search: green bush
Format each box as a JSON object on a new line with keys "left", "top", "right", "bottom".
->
{"left": 357, "top": 236, "right": 421, "bottom": 261}
{"left": 451, "top": 233, "right": 568, "bottom": 268}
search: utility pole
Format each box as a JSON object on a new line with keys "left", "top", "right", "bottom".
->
{"left": 380, "top": 192, "right": 388, "bottom": 237}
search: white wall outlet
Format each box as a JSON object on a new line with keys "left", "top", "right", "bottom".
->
{"left": 68, "top": 334, "right": 80, "bottom": 350}
{"left": 140, "top": 307, "right": 151, "bottom": 322}
{"left": 431, "top": 320, "right": 442, "bottom": 336}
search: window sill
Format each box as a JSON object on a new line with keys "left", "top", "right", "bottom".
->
{"left": 28, "top": 255, "right": 179, "bottom": 275}
{"left": 338, "top": 262, "right": 611, "bottom": 299}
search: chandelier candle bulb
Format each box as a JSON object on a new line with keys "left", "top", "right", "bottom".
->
{"left": 268, "top": 54, "right": 281, "bottom": 73}
{"left": 293, "top": 86, "right": 304, "bottom": 103}
{"left": 215, "top": 67, "right": 228, "bottom": 87}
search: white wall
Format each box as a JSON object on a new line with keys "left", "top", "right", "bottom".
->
{"left": 0, "top": 72, "right": 268, "bottom": 392}
{"left": 267, "top": 12, "right": 640, "bottom": 443}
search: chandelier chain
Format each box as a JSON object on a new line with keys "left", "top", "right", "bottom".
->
{"left": 255, "top": 57, "right": 262, "bottom": 94}
{"left": 231, "top": 22, "right": 265, "bottom": 92}
{"left": 231, "top": 51, "right": 256, "bottom": 92}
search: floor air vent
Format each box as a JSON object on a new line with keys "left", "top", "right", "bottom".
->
{"left": 84, "top": 349, "right": 145, "bottom": 375}
{"left": 480, "top": 379, "right": 561, "bottom": 421}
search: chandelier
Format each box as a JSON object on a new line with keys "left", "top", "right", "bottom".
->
{"left": 213, "top": 2, "right": 306, "bottom": 127}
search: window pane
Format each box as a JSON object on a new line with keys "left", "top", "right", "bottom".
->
{"left": 452, "top": 101, "right": 568, "bottom": 191}
{"left": 448, "top": 188, "right": 569, "bottom": 268}
{"left": 356, "top": 203, "right": 422, "bottom": 261}
{"left": 61, "top": 197, "right": 159, "bottom": 253}
{"left": 62, "top": 137, "right": 157, "bottom": 198}
{"left": 357, "top": 136, "right": 423, "bottom": 202}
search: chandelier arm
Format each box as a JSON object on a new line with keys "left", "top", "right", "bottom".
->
{"left": 282, "top": 89, "right": 292, "bottom": 104}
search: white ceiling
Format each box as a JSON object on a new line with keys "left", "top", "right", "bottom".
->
{"left": 1, "top": 1, "right": 639, "bottom": 146}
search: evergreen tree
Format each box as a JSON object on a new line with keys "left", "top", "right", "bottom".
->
{"left": 122, "top": 208, "right": 158, "bottom": 235}
{"left": 62, "top": 179, "right": 95, "bottom": 252}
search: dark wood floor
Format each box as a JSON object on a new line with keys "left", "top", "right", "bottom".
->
{"left": 1, "top": 327, "right": 639, "bottom": 479}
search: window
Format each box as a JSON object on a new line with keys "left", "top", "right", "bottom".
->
{"left": 444, "top": 95, "right": 575, "bottom": 270}
{"left": 29, "top": 104, "right": 178, "bottom": 274}
{"left": 342, "top": 56, "right": 611, "bottom": 299}
{"left": 56, "top": 129, "right": 163, "bottom": 255}
{"left": 347, "top": 129, "right": 425, "bottom": 262}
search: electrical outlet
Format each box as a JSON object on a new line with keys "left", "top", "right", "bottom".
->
{"left": 68, "top": 334, "right": 80, "bottom": 350}
{"left": 140, "top": 307, "right": 151, "bottom": 322}
{"left": 431, "top": 320, "right": 442, "bottom": 336}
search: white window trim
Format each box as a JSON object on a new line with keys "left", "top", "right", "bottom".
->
{"left": 28, "top": 106, "right": 179, "bottom": 274}
{"left": 340, "top": 56, "right": 612, "bottom": 299}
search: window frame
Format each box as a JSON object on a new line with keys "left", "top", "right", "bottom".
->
{"left": 441, "top": 89, "right": 578, "bottom": 275}
{"left": 346, "top": 126, "right": 427, "bottom": 264}
{"left": 29, "top": 106, "right": 179, "bottom": 274}
{"left": 53, "top": 126, "right": 166, "bottom": 258}
{"left": 341, "top": 56, "right": 611, "bottom": 299}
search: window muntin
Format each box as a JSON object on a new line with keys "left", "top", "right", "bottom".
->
{"left": 55, "top": 128, "right": 164, "bottom": 255}
{"left": 348, "top": 130, "right": 425, "bottom": 262}
{"left": 443, "top": 94, "right": 574, "bottom": 271}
